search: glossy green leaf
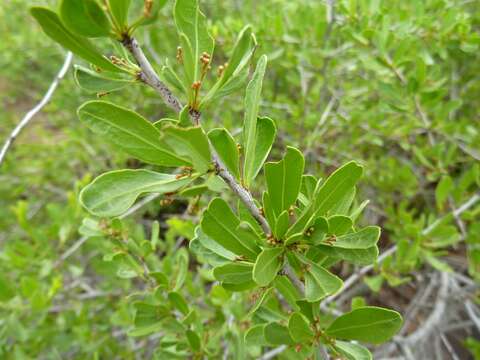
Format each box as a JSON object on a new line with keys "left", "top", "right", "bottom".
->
{"left": 334, "top": 341, "right": 372, "bottom": 360}
{"left": 208, "top": 128, "right": 240, "bottom": 179}
{"left": 213, "top": 263, "right": 253, "bottom": 284}
{"left": 60, "top": 0, "right": 111, "bottom": 38}
{"left": 328, "top": 215, "right": 353, "bottom": 235}
{"left": 249, "top": 116, "right": 277, "bottom": 183}
{"left": 174, "top": 0, "right": 214, "bottom": 81}
{"left": 78, "top": 101, "right": 189, "bottom": 167}
{"left": 265, "top": 146, "right": 305, "bottom": 216}
{"left": 306, "top": 216, "right": 329, "bottom": 244}
{"left": 288, "top": 312, "right": 314, "bottom": 343}
{"left": 203, "top": 25, "right": 256, "bottom": 105}
{"left": 201, "top": 198, "right": 260, "bottom": 261}
{"left": 273, "top": 276, "right": 301, "bottom": 310}
{"left": 243, "top": 55, "right": 267, "bottom": 187}
{"left": 253, "top": 247, "right": 283, "bottom": 286}
{"left": 313, "top": 161, "right": 363, "bottom": 216}
{"left": 299, "top": 255, "right": 343, "bottom": 302}
{"left": 108, "top": 0, "right": 131, "bottom": 31}
{"left": 314, "top": 245, "right": 378, "bottom": 265}
{"left": 332, "top": 226, "right": 381, "bottom": 249}
{"left": 162, "top": 125, "right": 211, "bottom": 173}
{"left": 190, "top": 227, "right": 235, "bottom": 266}
{"left": 264, "top": 322, "right": 296, "bottom": 345}
{"left": 168, "top": 291, "right": 189, "bottom": 315}
{"left": 222, "top": 25, "right": 256, "bottom": 85}
{"left": 74, "top": 65, "right": 132, "bottom": 93}
{"left": 186, "top": 329, "right": 201, "bottom": 351}
{"left": 326, "top": 306, "right": 403, "bottom": 344}
{"left": 274, "top": 210, "right": 290, "bottom": 240}
{"left": 80, "top": 169, "right": 193, "bottom": 217}
{"left": 31, "top": 7, "right": 122, "bottom": 72}
{"left": 245, "top": 324, "right": 268, "bottom": 346}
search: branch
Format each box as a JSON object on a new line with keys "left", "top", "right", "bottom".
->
{"left": 121, "top": 37, "right": 308, "bottom": 295}
{"left": 121, "top": 36, "right": 182, "bottom": 113}
{"left": 0, "top": 51, "right": 73, "bottom": 168}
{"left": 323, "top": 193, "right": 480, "bottom": 305}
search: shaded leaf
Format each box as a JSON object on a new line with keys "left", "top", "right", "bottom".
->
{"left": 80, "top": 169, "right": 192, "bottom": 217}
{"left": 253, "top": 247, "right": 283, "bottom": 286}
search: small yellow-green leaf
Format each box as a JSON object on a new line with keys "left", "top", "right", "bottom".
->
{"left": 332, "top": 226, "right": 381, "bottom": 249}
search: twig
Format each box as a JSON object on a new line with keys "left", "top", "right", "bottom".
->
{"left": 121, "top": 36, "right": 182, "bottom": 113}
{"left": 258, "top": 345, "right": 287, "bottom": 360}
{"left": 0, "top": 52, "right": 73, "bottom": 167}
{"left": 55, "top": 193, "right": 161, "bottom": 267}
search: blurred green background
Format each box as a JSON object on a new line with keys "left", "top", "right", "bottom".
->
{"left": 1, "top": 0, "right": 479, "bottom": 358}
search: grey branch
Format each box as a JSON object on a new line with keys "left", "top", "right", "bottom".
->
{"left": 122, "top": 36, "right": 182, "bottom": 113}
{"left": 0, "top": 51, "right": 73, "bottom": 168}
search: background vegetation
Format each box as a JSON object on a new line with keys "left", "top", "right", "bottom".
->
{"left": 1, "top": 0, "right": 479, "bottom": 358}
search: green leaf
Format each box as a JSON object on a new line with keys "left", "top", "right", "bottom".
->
{"left": 334, "top": 341, "right": 372, "bottom": 360}
{"left": 108, "top": 0, "right": 131, "bottom": 31}
{"left": 326, "top": 306, "right": 403, "bottom": 344}
{"left": 80, "top": 169, "right": 193, "bottom": 217}
{"left": 328, "top": 215, "right": 353, "bottom": 235}
{"left": 162, "top": 125, "right": 211, "bottom": 173}
{"left": 288, "top": 312, "right": 314, "bottom": 343}
{"left": 243, "top": 55, "right": 268, "bottom": 187}
{"left": 31, "top": 7, "right": 122, "bottom": 72}
{"left": 306, "top": 216, "right": 329, "bottom": 244}
{"left": 213, "top": 263, "right": 253, "bottom": 284}
{"left": 134, "top": 0, "right": 168, "bottom": 28}
{"left": 273, "top": 276, "right": 301, "bottom": 311}
{"left": 78, "top": 101, "right": 189, "bottom": 167}
{"left": 314, "top": 245, "right": 378, "bottom": 266}
{"left": 201, "top": 198, "right": 261, "bottom": 261}
{"left": 436, "top": 175, "right": 453, "bottom": 209}
{"left": 222, "top": 25, "right": 256, "bottom": 85}
{"left": 332, "top": 226, "right": 381, "bottom": 249}
{"left": 0, "top": 275, "right": 15, "bottom": 301}
{"left": 74, "top": 65, "right": 132, "bottom": 93}
{"left": 265, "top": 147, "right": 305, "bottom": 216}
{"left": 190, "top": 227, "right": 235, "bottom": 266}
{"left": 303, "top": 259, "right": 343, "bottom": 302}
{"left": 245, "top": 324, "right": 268, "bottom": 346}
{"left": 174, "top": 0, "right": 214, "bottom": 82}
{"left": 253, "top": 247, "right": 283, "bottom": 286}
{"left": 314, "top": 161, "right": 363, "bottom": 216}
{"left": 274, "top": 210, "right": 290, "bottom": 240}
{"left": 60, "top": 0, "right": 111, "bottom": 38}
{"left": 248, "top": 116, "right": 277, "bottom": 184}
{"left": 202, "top": 25, "right": 256, "bottom": 106}
{"left": 186, "top": 329, "right": 201, "bottom": 351}
{"left": 168, "top": 291, "right": 189, "bottom": 315}
{"left": 264, "top": 322, "right": 296, "bottom": 345}
{"left": 208, "top": 128, "right": 240, "bottom": 179}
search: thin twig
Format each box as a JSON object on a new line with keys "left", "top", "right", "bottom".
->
{"left": 0, "top": 52, "right": 73, "bottom": 167}
{"left": 258, "top": 345, "right": 287, "bottom": 360}
{"left": 55, "top": 193, "right": 161, "bottom": 267}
